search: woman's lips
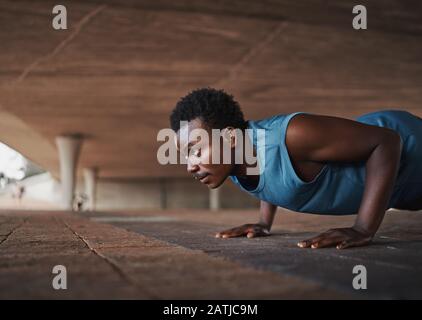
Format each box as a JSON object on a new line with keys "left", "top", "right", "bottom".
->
{"left": 199, "top": 173, "right": 210, "bottom": 184}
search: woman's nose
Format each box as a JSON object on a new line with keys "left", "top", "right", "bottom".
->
{"left": 187, "top": 160, "right": 199, "bottom": 174}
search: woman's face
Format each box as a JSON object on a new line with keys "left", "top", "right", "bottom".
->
{"left": 176, "top": 118, "right": 236, "bottom": 189}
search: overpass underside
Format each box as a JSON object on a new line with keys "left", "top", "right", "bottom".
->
{"left": 1, "top": 0, "right": 422, "bottom": 300}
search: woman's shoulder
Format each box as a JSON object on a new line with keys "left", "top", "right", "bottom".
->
{"left": 248, "top": 112, "right": 308, "bottom": 130}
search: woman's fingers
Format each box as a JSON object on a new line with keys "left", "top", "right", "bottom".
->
{"left": 298, "top": 230, "right": 342, "bottom": 248}
{"left": 311, "top": 236, "right": 344, "bottom": 248}
{"left": 216, "top": 230, "right": 243, "bottom": 238}
{"left": 298, "top": 234, "right": 327, "bottom": 248}
{"left": 336, "top": 241, "right": 351, "bottom": 250}
{"left": 247, "top": 228, "right": 270, "bottom": 238}
{"left": 299, "top": 229, "right": 373, "bottom": 249}
{"left": 216, "top": 226, "right": 249, "bottom": 238}
{"left": 216, "top": 224, "right": 269, "bottom": 239}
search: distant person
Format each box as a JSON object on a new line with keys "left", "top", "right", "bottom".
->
{"left": 0, "top": 173, "right": 6, "bottom": 189}
{"left": 12, "top": 182, "right": 25, "bottom": 205}
{"left": 169, "top": 88, "right": 422, "bottom": 249}
{"left": 73, "top": 193, "right": 88, "bottom": 212}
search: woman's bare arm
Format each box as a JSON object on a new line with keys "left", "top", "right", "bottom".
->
{"left": 258, "top": 200, "right": 278, "bottom": 231}
{"left": 286, "top": 113, "right": 402, "bottom": 249}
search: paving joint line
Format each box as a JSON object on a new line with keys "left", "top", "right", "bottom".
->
{"left": 60, "top": 218, "right": 160, "bottom": 299}
{"left": 0, "top": 218, "right": 27, "bottom": 246}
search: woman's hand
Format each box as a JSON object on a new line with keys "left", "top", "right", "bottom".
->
{"left": 297, "top": 227, "right": 373, "bottom": 249}
{"left": 216, "top": 223, "right": 270, "bottom": 239}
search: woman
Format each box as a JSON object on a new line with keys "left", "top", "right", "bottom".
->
{"left": 169, "top": 87, "right": 422, "bottom": 249}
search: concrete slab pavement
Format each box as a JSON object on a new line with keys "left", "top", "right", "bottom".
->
{"left": 1, "top": 208, "right": 421, "bottom": 299}
{"left": 83, "top": 208, "right": 422, "bottom": 299}
{"left": 0, "top": 210, "right": 353, "bottom": 299}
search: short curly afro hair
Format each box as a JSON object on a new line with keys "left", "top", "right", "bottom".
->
{"left": 170, "top": 87, "right": 247, "bottom": 132}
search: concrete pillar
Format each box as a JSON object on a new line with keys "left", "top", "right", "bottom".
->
{"left": 56, "top": 135, "right": 83, "bottom": 210}
{"left": 83, "top": 167, "right": 98, "bottom": 211}
{"left": 209, "top": 187, "right": 221, "bottom": 211}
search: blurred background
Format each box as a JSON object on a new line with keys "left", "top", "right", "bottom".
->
{"left": 1, "top": 0, "right": 421, "bottom": 212}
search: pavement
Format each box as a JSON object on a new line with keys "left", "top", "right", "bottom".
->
{"left": 1, "top": 208, "right": 421, "bottom": 299}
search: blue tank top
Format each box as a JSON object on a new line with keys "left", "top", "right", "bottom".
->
{"left": 230, "top": 110, "right": 422, "bottom": 215}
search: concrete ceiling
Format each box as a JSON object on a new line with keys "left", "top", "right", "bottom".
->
{"left": 1, "top": 0, "right": 422, "bottom": 178}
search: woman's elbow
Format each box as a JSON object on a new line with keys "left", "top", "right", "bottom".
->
{"left": 383, "top": 129, "right": 403, "bottom": 155}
